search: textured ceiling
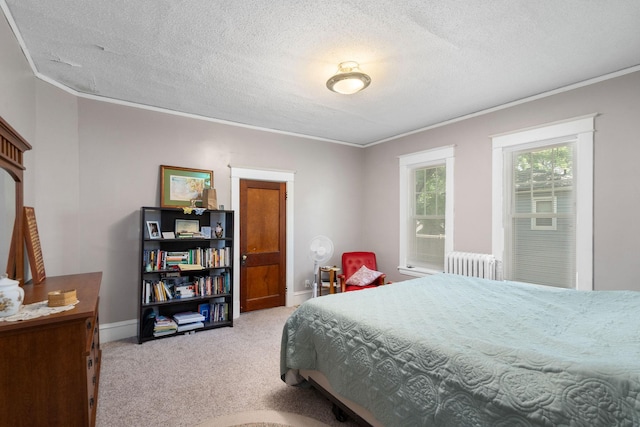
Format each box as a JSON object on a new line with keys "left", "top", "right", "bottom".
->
{"left": 2, "top": 1, "right": 640, "bottom": 146}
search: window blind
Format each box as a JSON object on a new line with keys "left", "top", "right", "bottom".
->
{"left": 408, "top": 164, "right": 446, "bottom": 270}
{"left": 506, "top": 143, "right": 576, "bottom": 288}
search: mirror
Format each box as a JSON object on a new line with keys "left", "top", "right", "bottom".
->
{"left": 0, "top": 116, "right": 32, "bottom": 285}
{"left": 1, "top": 170, "right": 15, "bottom": 274}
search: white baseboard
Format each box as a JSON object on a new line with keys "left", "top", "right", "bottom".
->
{"left": 291, "top": 289, "right": 312, "bottom": 306}
{"left": 100, "top": 319, "right": 137, "bottom": 343}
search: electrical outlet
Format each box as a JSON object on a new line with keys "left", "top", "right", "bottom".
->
{"left": 304, "top": 279, "right": 311, "bottom": 288}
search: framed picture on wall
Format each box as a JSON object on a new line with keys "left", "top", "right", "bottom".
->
{"left": 160, "top": 165, "right": 213, "bottom": 208}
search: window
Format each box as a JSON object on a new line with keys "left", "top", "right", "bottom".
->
{"left": 492, "top": 115, "right": 595, "bottom": 290}
{"left": 413, "top": 165, "right": 446, "bottom": 267}
{"left": 399, "top": 146, "right": 454, "bottom": 276}
{"left": 511, "top": 144, "right": 574, "bottom": 286}
{"left": 531, "top": 196, "right": 557, "bottom": 231}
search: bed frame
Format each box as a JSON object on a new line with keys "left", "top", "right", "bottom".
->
{"left": 301, "top": 369, "right": 382, "bottom": 427}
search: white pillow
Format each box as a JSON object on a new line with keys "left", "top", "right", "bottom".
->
{"left": 346, "top": 265, "right": 383, "bottom": 287}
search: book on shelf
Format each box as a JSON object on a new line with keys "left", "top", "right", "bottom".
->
{"left": 174, "top": 284, "right": 196, "bottom": 299}
{"left": 143, "top": 280, "right": 175, "bottom": 303}
{"left": 209, "top": 297, "right": 229, "bottom": 322}
{"left": 177, "top": 232, "right": 204, "bottom": 238}
{"left": 177, "top": 263, "right": 204, "bottom": 271}
{"left": 202, "top": 273, "right": 229, "bottom": 295}
{"left": 144, "top": 272, "right": 230, "bottom": 303}
{"left": 153, "top": 315, "right": 177, "bottom": 337}
{"left": 154, "top": 314, "right": 175, "bottom": 327}
{"left": 173, "top": 311, "right": 206, "bottom": 325}
{"left": 166, "top": 251, "right": 189, "bottom": 263}
{"left": 165, "top": 282, "right": 174, "bottom": 299}
{"left": 196, "top": 247, "right": 231, "bottom": 268}
{"left": 198, "top": 303, "right": 210, "bottom": 322}
{"left": 176, "top": 321, "right": 204, "bottom": 333}
{"left": 145, "top": 247, "right": 232, "bottom": 271}
{"left": 143, "top": 249, "right": 167, "bottom": 272}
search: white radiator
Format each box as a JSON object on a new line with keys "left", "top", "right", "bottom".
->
{"left": 445, "top": 252, "right": 499, "bottom": 280}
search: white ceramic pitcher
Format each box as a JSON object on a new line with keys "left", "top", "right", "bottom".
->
{"left": 0, "top": 274, "right": 24, "bottom": 317}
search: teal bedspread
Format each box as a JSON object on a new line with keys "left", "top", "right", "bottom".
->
{"left": 280, "top": 274, "right": 640, "bottom": 426}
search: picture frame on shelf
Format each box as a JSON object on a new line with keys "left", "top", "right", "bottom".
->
{"left": 160, "top": 165, "right": 213, "bottom": 208}
{"left": 175, "top": 219, "right": 200, "bottom": 237}
{"left": 201, "top": 226, "right": 212, "bottom": 238}
{"left": 161, "top": 231, "right": 175, "bottom": 239}
{"left": 146, "top": 221, "right": 161, "bottom": 239}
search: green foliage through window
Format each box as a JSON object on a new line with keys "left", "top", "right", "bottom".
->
{"left": 514, "top": 145, "right": 573, "bottom": 191}
{"left": 414, "top": 165, "right": 446, "bottom": 219}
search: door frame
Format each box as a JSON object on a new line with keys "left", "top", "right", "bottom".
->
{"left": 231, "top": 166, "right": 295, "bottom": 318}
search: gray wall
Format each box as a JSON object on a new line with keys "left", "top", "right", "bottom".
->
{"left": 364, "top": 71, "right": 640, "bottom": 292}
{"left": 2, "top": 11, "right": 639, "bottom": 330}
{"left": 74, "top": 100, "right": 364, "bottom": 323}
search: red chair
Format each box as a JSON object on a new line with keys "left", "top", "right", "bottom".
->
{"left": 338, "top": 251, "right": 386, "bottom": 292}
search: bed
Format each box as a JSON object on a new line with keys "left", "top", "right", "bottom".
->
{"left": 280, "top": 273, "right": 640, "bottom": 426}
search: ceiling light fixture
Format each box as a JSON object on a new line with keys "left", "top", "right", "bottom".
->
{"left": 326, "top": 61, "right": 371, "bottom": 95}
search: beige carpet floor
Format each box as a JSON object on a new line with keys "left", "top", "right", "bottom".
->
{"left": 96, "top": 306, "right": 359, "bottom": 427}
{"left": 195, "top": 409, "right": 331, "bottom": 427}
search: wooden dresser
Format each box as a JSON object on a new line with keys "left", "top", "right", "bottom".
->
{"left": 0, "top": 272, "right": 102, "bottom": 427}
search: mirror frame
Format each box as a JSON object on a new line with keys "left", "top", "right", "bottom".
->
{"left": 0, "top": 116, "right": 32, "bottom": 285}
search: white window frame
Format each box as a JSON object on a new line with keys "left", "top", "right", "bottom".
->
{"left": 491, "top": 115, "right": 595, "bottom": 290}
{"left": 531, "top": 196, "right": 557, "bottom": 231}
{"left": 398, "top": 146, "right": 454, "bottom": 277}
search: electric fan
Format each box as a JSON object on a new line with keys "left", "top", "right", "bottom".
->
{"left": 308, "top": 235, "right": 334, "bottom": 297}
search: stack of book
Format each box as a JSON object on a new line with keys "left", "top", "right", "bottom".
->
{"left": 153, "top": 315, "right": 177, "bottom": 337}
{"left": 173, "top": 311, "right": 205, "bottom": 332}
{"left": 177, "top": 232, "right": 203, "bottom": 238}
{"left": 174, "top": 284, "right": 196, "bottom": 298}
{"left": 165, "top": 251, "right": 189, "bottom": 268}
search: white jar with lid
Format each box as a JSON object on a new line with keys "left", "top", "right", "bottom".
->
{"left": 0, "top": 274, "right": 24, "bottom": 317}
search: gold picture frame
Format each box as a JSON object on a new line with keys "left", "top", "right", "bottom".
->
{"left": 160, "top": 165, "right": 213, "bottom": 208}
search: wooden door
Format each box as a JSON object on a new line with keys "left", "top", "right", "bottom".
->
{"left": 240, "top": 179, "right": 286, "bottom": 312}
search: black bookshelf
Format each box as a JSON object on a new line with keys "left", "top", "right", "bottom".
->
{"left": 138, "top": 206, "right": 234, "bottom": 343}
